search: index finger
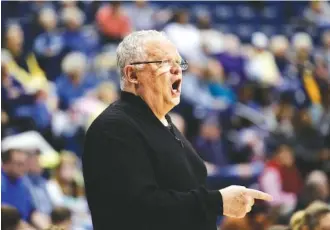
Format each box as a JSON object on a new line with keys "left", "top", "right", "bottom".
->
{"left": 245, "top": 188, "right": 273, "bottom": 201}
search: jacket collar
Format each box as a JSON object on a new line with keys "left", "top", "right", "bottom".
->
{"left": 120, "top": 91, "right": 173, "bottom": 126}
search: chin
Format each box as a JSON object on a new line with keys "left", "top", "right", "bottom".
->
{"left": 171, "top": 97, "right": 181, "bottom": 106}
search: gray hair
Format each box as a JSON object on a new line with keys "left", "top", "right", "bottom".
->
{"left": 116, "top": 30, "right": 170, "bottom": 89}
{"left": 61, "top": 51, "right": 87, "bottom": 74}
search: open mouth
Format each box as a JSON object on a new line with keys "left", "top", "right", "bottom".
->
{"left": 171, "top": 79, "right": 181, "bottom": 92}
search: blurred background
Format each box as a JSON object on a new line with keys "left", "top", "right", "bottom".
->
{"left": 1, "top": 1, "right": 330, "bottom": 230}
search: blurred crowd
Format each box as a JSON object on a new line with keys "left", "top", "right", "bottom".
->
{"left": 1, "top": 1, "right": 330, "bottom": 230}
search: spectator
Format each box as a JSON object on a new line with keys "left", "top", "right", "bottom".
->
{"left": 303, "top": 0, "right": 330, "bottom": 28}
{"left": 290, "top": 210, "right": 306, "bottom": 230}
{"left": 124, "top": 0, "right": 157, "bottom": 31}
{"left": 23, "top": 150, "right": 53, "bottom": 216}
{"left": 1, "top": 50, "right": 53, "bottom": 132}
{"left": 269, "top": 35, "right": 291, "bottom": 78}
{"left": 260, "top": 145, "right": 303, "bottom": 215}
{"left": 292, "top": 109, "right": 325, "bottom": 176}
{"left": 51, "top": 207, "right": 72, "bottom": 230}
{"left": 194, "top": 115, "right": 228, "bottom": 167}
{"left": 61, "top": 6, "right": 99, "bottom": 57}
{"left": 71, "top": 81, "right": 119, "bottom": 130}
{"left": 181, "top": 59, "right": 230, "bottom": 112}
{"left": 213, "top": 34, "right": 248, "bottom": 90}
{"left": 246, "top": 32, "right": 282, "bottom": 87}
{"left": 46, "top": 151, "right": 91, "bottom": 229}
{"left": 55, "top": 52, "right": 98, "bottom": 111}
{"left": 276, "top": 102, "right": 295, "bottom": 136}
{"left": 3, "top": 23, "right": 48, "bottom": 92}
{"left": 46, "top": 152, "right": 84, "bottom": 206}
{"left": 290, "top": 201, "right": 330, "bottom": 230}
{"left": 315, "top": 30, "right": 330, "bottom": 83}
{"left": 197, "top": 13, "right": 225, "bottom": 55}
{"left": 292, "top": 32, "right": 321, "bottom": 107}
{"left": 34, "top": 7, "right": 65, "bottom": 81}
{"left": 92, "top": 49, "right": 120, "bottom": 87}
{"left": 96, "top": 1, "right": 132, "bottom": 44}
{"left": 1, "top": 149, "right": 50, "bottom": 229}
{"left": 164, "top": 9, "right": 203, "bottom": 61}
{"left": 305, "top": 170, "right": 329, "bottom": 204}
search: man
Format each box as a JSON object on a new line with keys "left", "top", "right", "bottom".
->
{"left": 23, "top": 150, "right": 53, "bottom": 216}
{"left": 82, "top": 30, "right": 272, "bottom": 230}
{"left": 1, "top": 149, "right": 50, "bottom": 229}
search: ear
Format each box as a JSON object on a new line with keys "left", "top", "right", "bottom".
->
{"left": 124, "top": 65, "right": 139, "bottom": 85}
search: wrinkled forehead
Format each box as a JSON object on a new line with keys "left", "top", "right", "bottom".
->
{"left": 144, "top": 39, "right": 181, "bottom": 60}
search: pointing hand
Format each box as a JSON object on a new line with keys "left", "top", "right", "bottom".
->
{"left": 219, "top": 185, "right": 272, "bottom": 218}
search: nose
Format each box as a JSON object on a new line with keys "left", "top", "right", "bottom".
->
{"left": 170, "top": 63, "right": 181, "bottom": 75}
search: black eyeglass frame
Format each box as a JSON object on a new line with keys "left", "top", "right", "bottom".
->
{"left": 129, "top": 59, "right": 188, "bottom": 71}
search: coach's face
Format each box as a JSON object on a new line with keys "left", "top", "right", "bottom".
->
{"left": 135, "top": 39, "right": 183, "bottom": 111}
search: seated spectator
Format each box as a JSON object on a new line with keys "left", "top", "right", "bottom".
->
{"left": 34, "top": 7, "right": 65, "bottom": 81}
{"left": 290, "top": 210, "right": 306, "bottom": 230}
{"left": 213, "top": 34, "right": 248, "bottom": 90}
{"left": 96, "top": 1, "right": 132, "bottom": 44}
{"left": 290, "top": 200, "right": 330, "bottom": 230}
{"left": 259, "top": 145, "right": 303, "bottom": 215}
{"left": 305, "top": 170, "right": 329, "bottom": 204}
{"left": 246, "top": 32, "right": 282, "bottom": 87}
{"left": 3, "top": 23, "right": 48, "bottom": 92}
{"left": 269, "top": 35, "right": 291, "bottom": 78}
{"left": 61, "top": 6, "right": 99, "bottom": 57}
{"left": 1, "top": 52, "right": 53, "bottom": 132}
{"left": 314, "top": 30, "right": 330, "bottom": 85}
{"left": 55, "top": 52, "right": 98, "bottom": 111}
{"left": 305, "top": 202, "right": 330, "bottom": 230}
{"left": 23, "top": 150, "right": 53, "bottom": 215}
{"left": 303, "top": 0, "right": 330, "bottom": 28}
{"left": 93, "top": 49, "right": 120, "bottom": 87}
{"left": 291, "top": 32, "right": 321, "bottom": 107}
{"left": 51, "top": 207, "right": 72, "bottom": 230}
{"left": 123, "top": 0, "right": 157, "bottom": 31}
{"left": 194, "top": 115, "right": 263, "bottom": 189}
{"left": 46, "top": 151, "right": 91, "bottom": 229}
{"left": 206, "top": 59, "right": 236, "bottom": 106}
{"left": 181, "top": 60, "right": 230, "bottom": 112}
{"left": 46, "top": 151, "right": 85, "bottom": 207}
{"left": 197, "top": 13, "right": 225, "bottom": 55}
{"left": 273, "top": 102, "right": 295, "bottom": 138}
{"left": 194, "top": 115, "right": 228, "bottom": 167}
{"left": 71, "top": 81, "right": 119, "bottom": 130}
{"left": 292, "top": 109, "right": 325, "bottom": 176}
{"left": 1, "top": 149, "right": 50, "bottom": 229}
{"left": 164, "top": 9, "right": 203, "bottom": 62}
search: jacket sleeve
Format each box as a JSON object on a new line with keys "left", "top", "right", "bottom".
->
{"left": 83, "top": 119, "right": 223, "bottom": 227}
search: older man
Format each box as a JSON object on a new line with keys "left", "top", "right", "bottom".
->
{"left": 82, "top": 30, "right": 272, "bottom": 230}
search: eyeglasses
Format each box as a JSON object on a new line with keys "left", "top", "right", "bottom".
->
{"left": 130, "top": 59, "right": 188, "bottom": 71}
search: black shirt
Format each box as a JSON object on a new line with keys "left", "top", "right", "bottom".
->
{"left": 82, "top": 91, "right": 223, "bottom": 230}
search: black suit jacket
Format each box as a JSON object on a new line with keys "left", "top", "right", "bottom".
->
{"left": 82, "top": 91, "right": 223, "bottom": 230}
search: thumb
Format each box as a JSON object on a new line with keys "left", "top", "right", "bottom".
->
{"left": 245, "top": 188, "right": 273, "bottom": 201}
